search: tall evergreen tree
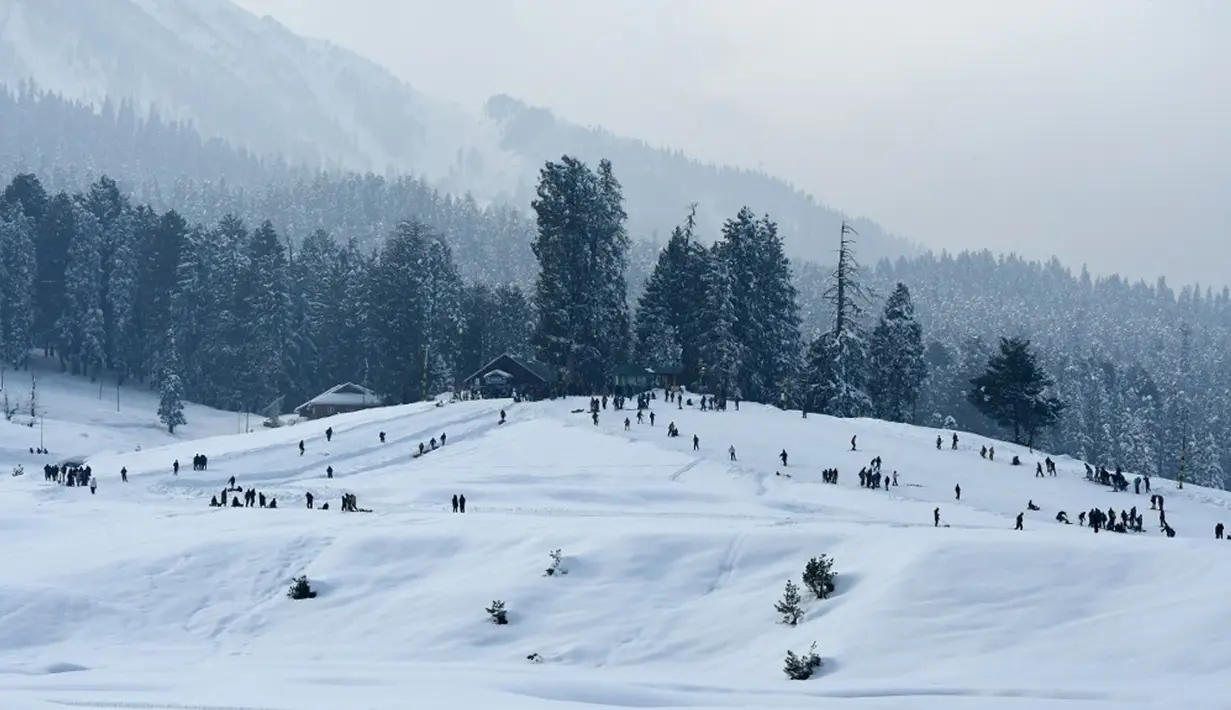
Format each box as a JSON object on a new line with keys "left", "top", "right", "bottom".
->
{"left": 530, "top": 156, "right": 630, "bottom": 392}
{"left": 239, "top": 220, "right": 291, "bottom": 411}
{"left": 697, "top": 247, "right": 742, "bottom": 396}
{"left": 0, "top": 207, "right": 35, "bottom": 369}
{"left": 806, "top": 221, "right": 873, "bottom": 417}
{"left": 157, "top": 330, "right": 186, "bottom": 434}
{"left": 634, "top": 205, "right": 707, "bottom": 377}
{"left": 968, "top": 337, "right": 1065, "bottom": 447}
{"left": 59, "top": 203, "right": 105, "bottom": 379}
{"left": 867, "top": 282, "right": 928, "bottom": 422}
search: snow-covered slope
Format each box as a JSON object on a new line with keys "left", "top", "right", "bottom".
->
{"left": 1, "top": 391, "right": 1229, "bottom": 709}
{"left": 0, "top": 0, "right": 517, "bottom": 186}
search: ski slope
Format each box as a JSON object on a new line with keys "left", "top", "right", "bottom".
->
{"left": 2, "top": 383, "right": 1230, "bottom": 710}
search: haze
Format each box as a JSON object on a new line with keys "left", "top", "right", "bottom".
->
{"left": 235, "top": 0, "right": 1231, "bottom": 288}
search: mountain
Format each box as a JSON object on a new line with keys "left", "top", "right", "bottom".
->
{"left": 0, "top": 0, "right": 915, "bottom": 264}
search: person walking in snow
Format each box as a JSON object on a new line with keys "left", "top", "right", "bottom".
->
{"left": 954, "top": 483, "right": 961, "bottom": 501}
{"left": 952, "top": 433, "right": 958, "bottom": 450}
{"left": 500, "top": 409, "right": 506, "bottom": 424}
{"left": 327, "top": 466, "right": 333, "bottom": 479}
{"left": 1015, "top": 512, "right": 1024, "bottom": 530}
{"left": 452, "top": 494, "right": 459, "bottom": 513}
{"left": 299, "top": 440, "right": 305, "bottom": 456}
{"left": 650, "top": 412, "right": 656, "bottom": 426}
{"left": 988, "top": 446, "right": 995, "bottom": 461}
{"left": 936, "top": 435, "right": 942, "bottom": 450}
{"left": 1036, "top": 462, "right": 1044, "bottom": 478}
{"left": 892, "top": 471, "right": 899, "bottom": 486}
{"left": 636, "top": 410, "right": 644, "bottom": 424}
{"left": 259, "top": 492, "right": 267, "bottom": 508}
{"left": 693, "top": 434, "right": 699, "bottom": 451}
{"left": 850, "top": 435, "right": 857, "bottom": 451}
{"left": 173, "top": 459, "right": 179, "bottom": 475}
{"left": 229, "top": 475, "right": 236, "bottom": 488}
{"left": 120, "top": 466, "right": 128, "bottom": 483}
{"left": 624, "top": 417, "right": 630, "bottom": 431}
{"left": 934, "top": 507, "right": 941, "bottom": 527}
{"left": 441, "top": 432, "right": 447, "bottom": 446}
{"left": 326, "top": 427, "right": 333, "bottom": 443}
{"left": 88, "top": 476, "right": 97, "bottom": 495}
{"left": 305, "top": 492, "right": 314, "bottom": 509}
{"left": 729, "top": 445, "right": 737, "bottom": 461}
{"left": 380, "top": 431, "right": 386, "bottom": 443}
{"left": 1216, "top": 522, "right": 1225, "bottom": 540}
{"left": 458, "top": 494, "right": 466, "bottom": 513}
{"left": 780, "top": 449, "right": 788, "bottom": 466}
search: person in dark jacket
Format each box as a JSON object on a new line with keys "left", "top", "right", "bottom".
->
{"left": 452, "top": 494, "right": 459, "bottom": 513}
{"left": 458, "top": 494, "right": 466, "bottom": 513}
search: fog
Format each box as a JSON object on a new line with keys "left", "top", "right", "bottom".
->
{"left": 235, "top": 0, "right": 1231, "bottom": 287}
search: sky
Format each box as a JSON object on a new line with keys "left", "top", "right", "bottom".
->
{"left": 233, "top": 0, "right": 1231, "bottom": 288}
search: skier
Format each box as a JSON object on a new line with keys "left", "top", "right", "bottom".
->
{"left": 934, "top": 507, "right": 941, "bottom": 527}
{"left": 780, "top": 449, "right": 788, "bottom": 466}
{"left": 954, "top": 483, "right": 961, "bottom": 501}
{"left": 850, "top": 435, "right": 857, "bottom": 451}
{"left": 326, "top": 427, "right": 333, "bottom": 443}
{"left": 173, "top": 459, "right": 179, "bottom": 475}
{"left": 693, "top": 434, "right": 699, "bottom": 451}
{"left": 120, "top": 466, "right": 128, "bottom": 483}
{"left": 729, "top": 445, "right": 737, "bottom": 461}
{"left": 452, "top": 494, "right": 459, "bottom": 513}
{"left": 458, "top": 494, "right": 466, "bottom": 513}
{"left": 306, "top": 492, "right": 314, "bottom": 509}
{"left": 1015, "top": 512, "right": 1024, "bottom": 530}
{"left": 327, "top": 466, "right": 333, "bottom": 479}
{"left": 298, "top": 440, "right": 305, "bottom": 456}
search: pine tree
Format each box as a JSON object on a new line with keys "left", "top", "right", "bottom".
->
{"left": 806, "top": 221, "right": 873, "bottom": 417}
{"left": 634, "top": 206, "right": 707, "bottom": 377}
{"left": 158, "top": 331, "right": 187, "bottom": 434}
{"left": 239, "top": 220, "right": 291, "bottom": 411}
{"left": 867, "top": 282, "right": 928, "bottom": 423}
{"left": 104, "top": 212, "right": 140, "bottom": 383}
{"left": 968, "top": 337, "right": 1065, "bottom": 447}
{"left": 530, "top": 156, "right": 630, "bottom": 392}
{"left": 58, "top": 203, "right": 105, "bottom": 379}
{"left": 0, "top": 206, "right": 36, "bottom": 369}
{"left": 775, "top": 579, "right": 804, "bottom": 626}
{"left": 697, "top": 248, "right": 742, "bottom": 396}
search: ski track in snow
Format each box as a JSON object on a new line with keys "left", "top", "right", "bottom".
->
{"left": 2, "top": 371, "right": 1231, "bottom": 709}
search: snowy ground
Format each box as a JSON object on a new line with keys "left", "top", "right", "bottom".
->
{"left": 2, "top": 379, "right": 1230, "bottom": 710}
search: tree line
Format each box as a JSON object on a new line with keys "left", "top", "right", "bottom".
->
{"left": 0, "top": 157, "right": 1223, "bottom": 489}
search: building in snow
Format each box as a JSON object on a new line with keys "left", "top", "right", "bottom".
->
{"left": 462, "top": 354, "right": 556, "bottom": 399}
{"left": 609, "top": 364, "right": 684, "bottom": 395}
{"left": 294, "top": 383, "right": 384, "bottom": 420}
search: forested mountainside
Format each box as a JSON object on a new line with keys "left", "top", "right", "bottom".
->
{"left": 1, "top": 167, "right": 1227, "bottom": 489}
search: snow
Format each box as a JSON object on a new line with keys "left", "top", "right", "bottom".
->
{"left": 2, "top": 379, "right": 1230, "bottom": 710}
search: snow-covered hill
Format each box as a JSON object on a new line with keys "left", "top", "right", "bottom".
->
{"left": 1, "top": 384, "right": 1228, "bottom": 709}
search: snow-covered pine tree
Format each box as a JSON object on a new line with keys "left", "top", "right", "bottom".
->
{"left": 697, "top": 246, "right": 742, "bottom": 397}
{"left": 157, "top": 330, "right": 187, "bottom": 434}
{"left": 317, "top": 237, "right": 370, "bottom": 388}
{"left": 1188, "top": 431, "right": 1225, "bottom": 489}
{"left": 867, "top": 282, "right": 927, "bottom": 423}
{"left": 239, "top": 220, "right": 291, "bottom": 412}
{"left": 805, "top": 221, "right": 873, "bottom": 417}
{"left": 58, "top": 203, "right": 105, "bottom": 379}
{"left": 0, "top": 206, "right": 36, "bottom": 369}
{"left": 420, "top": 237, "right": 465, "bottom": 395}
{"left": 104, "top": 212, "right": 140, "bottom": 383}
{"left": 138, "top": 210, "right": 188, "bottom": 383}
{"left": 634, "top": 205, "right": 707, "bottom": 378}
{"left": 34, "top": 191, "right": 73, "bottom": 358}
{"left": 530, "top": 156, "right": 630, "bottom": 392}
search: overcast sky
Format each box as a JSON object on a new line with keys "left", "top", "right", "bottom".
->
{"left": 235, "top": 0, "right": 1230, "bottom": 288}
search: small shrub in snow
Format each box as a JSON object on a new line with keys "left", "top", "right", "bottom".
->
{"left": 775, "top": 579, "right": 803, "bottom": 625}
{"left": 802, "top": 555, "right": 836, "bottom": 599}
{"left": 544, "top": 548, "right": 568, "bottom": 576}
{"left": 287, "top": 575, "right": 317, "bottom": 600}
{"left": 783, "top": 641, "right": 823, "bottom": 680}
{"left": 487, "top": 599, "right": 509, "bottom": 625}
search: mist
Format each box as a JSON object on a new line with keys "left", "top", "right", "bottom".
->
{"left": 234, "top": 0, "right": 1231, "bottom": 287}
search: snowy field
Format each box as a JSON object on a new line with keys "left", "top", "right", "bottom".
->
{"left": 2, "top": 376, "right": 1231, "bottom": 710}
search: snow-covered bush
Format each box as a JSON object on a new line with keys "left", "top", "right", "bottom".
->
{"left": 287, "top": 575, "right": 317, "bottom": 600}
{"left": 487, "top": 599, "right": 508, "bottom": 625}
{"left": 802, "top": 555, "right": 836, "bottom": 599}
{"left": 775, "top": 579, "right": 803, "bottom": 625}
{"left": 544, "top": 548, "right": 568, "bottom": 576}
{"left": 783, "top": 641, "right": 823, "bottom": 680}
